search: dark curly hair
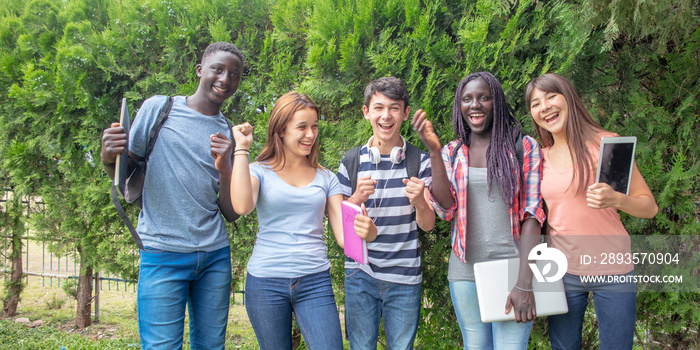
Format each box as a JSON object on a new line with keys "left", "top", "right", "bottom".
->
{"left": 201, "top": 42, "right": 244, "bottom": 65}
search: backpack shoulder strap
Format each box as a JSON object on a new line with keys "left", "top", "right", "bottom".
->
{"left": 145, "top": 96, "right": 174, "bottom": 162}
{"left": 404, "top": 142, "right": 421, "bottom": 179}
{"left": 111, "top": 183, "right": 144, "bottom": 250}
{"left": 515, "top": 131, "right": 524, "bottom": 166}
{"left": 451, "top": 140, "right": 464, "bottom": 166}
{"left": 347, "top": 142, "right": 422, "bottom": 191}
{"left": 115, "top": 96, "right": 172, "bottom": 250}
{"left": 345, "top": 146, "right": 362, "bottom": 194}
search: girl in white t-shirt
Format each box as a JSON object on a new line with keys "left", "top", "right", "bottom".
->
{"left": 230, "top": 91, "right": 376, "bottom": 350}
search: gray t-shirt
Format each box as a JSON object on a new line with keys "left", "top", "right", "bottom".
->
{"left": 129, "top": 95, "right": 231, "bottom": 253}
{"left": 448, "top": 167, "right": 518, "bottom": 282}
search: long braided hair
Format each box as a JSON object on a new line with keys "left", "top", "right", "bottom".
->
{"left": 452, "top": 72, "right": 521, "bottom": 205}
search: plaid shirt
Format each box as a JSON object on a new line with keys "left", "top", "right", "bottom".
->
{"left": 429, "top": 136, "right": 546, "bottom": 263}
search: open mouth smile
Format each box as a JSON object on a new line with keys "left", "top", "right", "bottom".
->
{"left": 468, "top": 113, "right": 485, "bottom": 124}
{"left": 378, "top": 123, "right": 394, "bottom": 131}
{"left": 213, "top": 85, "right": 229, "bottom": 94}
{"left": 543, "top": 112, "right": 559, "bottom": 124}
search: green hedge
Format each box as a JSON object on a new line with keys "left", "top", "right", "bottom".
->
{"left": 0, "top": 0, "right": 697, "bottom": 347}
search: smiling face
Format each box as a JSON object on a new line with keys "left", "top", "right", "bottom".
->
{"left": 460, "top": 78, "right": 493, "bottom": 137}
{"left": 363, "top": 92, "right": 409, "bottom": 152}
{"left": 529, "top": 88, "right": 569, "bottom": 138}
{"left": 195, "top": 50, "right": 242, "bottom": 107}
{"left": 279, "top": 107, "right": 319, "bottom": 158}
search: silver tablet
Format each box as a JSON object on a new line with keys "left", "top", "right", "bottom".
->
{"left": 595, "top": 136, "right": 637, "bottom": 195}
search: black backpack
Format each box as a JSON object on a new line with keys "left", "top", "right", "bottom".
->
{"left": 344, "top": 142, "right": 423, "bottom": 194}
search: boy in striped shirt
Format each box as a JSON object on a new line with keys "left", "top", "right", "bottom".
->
{"left": 336, "top": 77, "right": 435, "bottom": 349}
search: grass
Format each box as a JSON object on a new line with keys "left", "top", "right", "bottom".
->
{"left": 0, "top": 319, "right": 139, "bottom": 349}
{"left": 4, "top": 240, "right": 350, "bottom": 349}
{"left": 44, "top": 292, "right": 66, "bottom": 310}
{"left": 0, "top": 275, "right": 261, "bottom": 349}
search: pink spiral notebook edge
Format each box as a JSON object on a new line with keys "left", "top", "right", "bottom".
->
{"left": 341, "top": 201, "right": 367, "bottom": 264}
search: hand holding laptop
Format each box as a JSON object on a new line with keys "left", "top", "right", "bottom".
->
{"left": 505, "top": 285, "right": 536, "bottom": 323}
{"left": 473, "top": 258, "right": 568, "bottom": 323}
{"left": 112, "top": 98, "right": 131, "bottom": 198}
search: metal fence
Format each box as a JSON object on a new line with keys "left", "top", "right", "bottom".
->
{"left": 3, "top": 238, "right": 137, "bottom": 292}
{"left": 0, "top": 189, "right": 246, "bottom": 315}
{"left": 4, "top": 236, "right": 138, "bottom": 321}
{"left": 0, "top": 189, "right": 138, "bottom": 320}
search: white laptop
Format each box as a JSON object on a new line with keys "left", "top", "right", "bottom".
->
{"left": 473, "top": 258, "right": 568, "bottom": 323}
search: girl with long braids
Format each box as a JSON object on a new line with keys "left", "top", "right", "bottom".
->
{"left": 412, "top": 72, "right": 545, "bottom": 349}
{"left": 526, "top": 73, "right": 657, "bottom": 350}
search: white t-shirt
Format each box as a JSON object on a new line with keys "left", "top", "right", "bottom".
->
{"left": 247, "top": 163, "right": 342, "bottom": 278}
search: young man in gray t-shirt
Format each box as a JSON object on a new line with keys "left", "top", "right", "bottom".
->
{"left": 100, "top": 42, "right": 241, "bottom": 349}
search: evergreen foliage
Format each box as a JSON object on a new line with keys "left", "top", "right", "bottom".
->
{"left": 0, "top": 0, "right": 697, "bottom": 346}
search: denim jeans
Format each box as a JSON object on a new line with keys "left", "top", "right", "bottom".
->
{"left": 137, "top": 245, "right": 231, "bottom": 350}
{"left": 245, "top": 269, "right": 342, "bottom": 350}
{"left": 344, "top": 268, "right": 421, "bottom": 350}
{"left": 548, "top": 272, "right": 636, "bottom": 350}
{"left": 449, "top": 281, "right": 532, "bottom": 350}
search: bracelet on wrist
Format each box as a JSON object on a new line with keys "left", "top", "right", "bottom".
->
{"left": 513, "top": 284, "right": 533, "bottom": 292}
{"left": 234, "top": 148, "right": 250, "bottom": 153}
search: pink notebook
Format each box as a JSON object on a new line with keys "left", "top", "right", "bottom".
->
{"left": 341, "top": 201, "right": 368, "bottom": 264}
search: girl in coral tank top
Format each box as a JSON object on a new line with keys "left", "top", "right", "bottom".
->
{"left": 526, "top": 73, "right": 658, "bottom": 350}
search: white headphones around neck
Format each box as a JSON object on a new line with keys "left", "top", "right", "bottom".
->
{"left": 367, "top": 136, "right": 406, "bottom": 165}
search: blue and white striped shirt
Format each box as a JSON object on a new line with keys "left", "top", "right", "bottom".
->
{"left": 337, "top": 144, "right": 432, "bottom": 285}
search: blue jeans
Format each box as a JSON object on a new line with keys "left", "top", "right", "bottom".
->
{"left": 344, "top": 268, "right": 421, "bottom": 350}
{"left": 137, "top": 245, "right": 231, "bottom": 350}
{"left": 548, "top": 272, "right": 636, "bottom": 350}
{"left": 449, "top": 281, "right": 532, "bottom": 350}
{"left": 245, "top": 269, "right": 342, "bottom": 350}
